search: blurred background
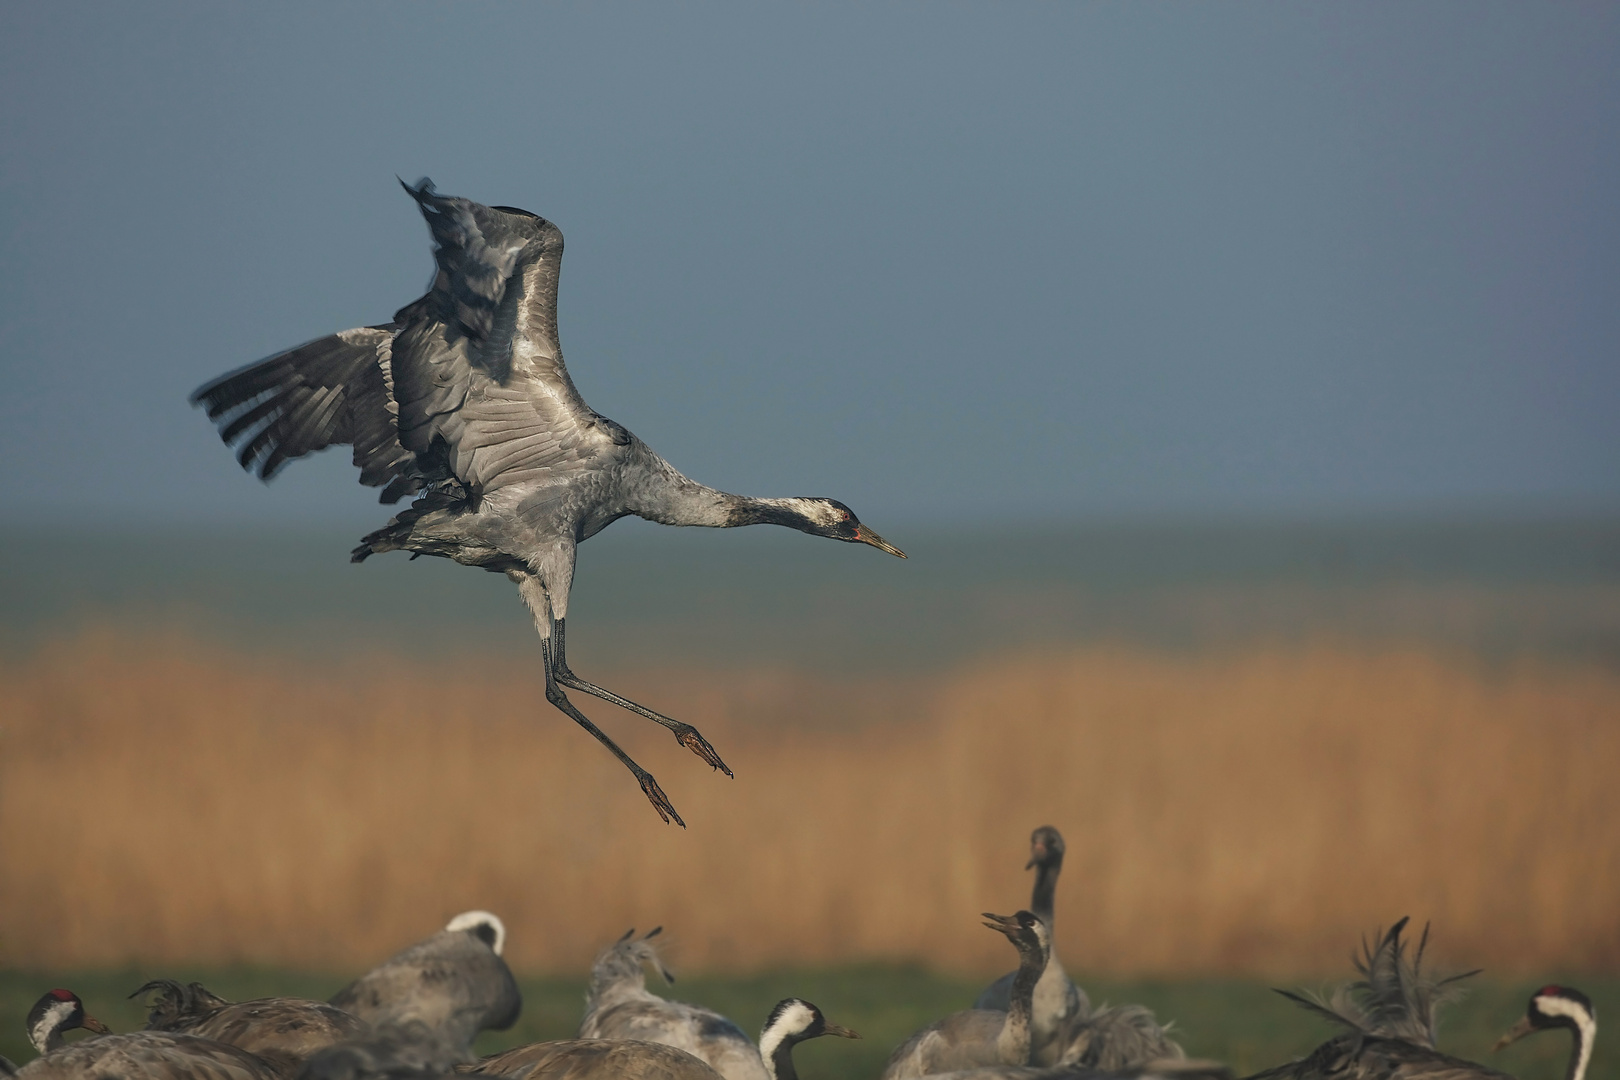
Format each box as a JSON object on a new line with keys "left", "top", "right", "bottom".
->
{"left": 2, "top": 3, "right": 1618, "bottom": 1075}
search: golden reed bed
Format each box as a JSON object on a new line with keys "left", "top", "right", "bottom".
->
{"left": 3, "top": 630, "right": 1617, "bottom": 976}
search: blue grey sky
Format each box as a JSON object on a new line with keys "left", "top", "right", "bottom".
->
{"left": 2, "top": 2, "right": 1616, "bottom": 529}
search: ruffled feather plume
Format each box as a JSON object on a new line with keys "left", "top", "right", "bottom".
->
{"left": 1274, "top": 916, "right": 1480, "bottom": 1047}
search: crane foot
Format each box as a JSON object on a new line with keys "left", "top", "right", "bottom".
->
{"left": 675, "top": 726, "right": 733, "bottom": 777}
{"left": 639, "top": 772, "right": 685, "bottom": 828}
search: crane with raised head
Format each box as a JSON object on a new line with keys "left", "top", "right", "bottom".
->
{"left": 975, "top": 826, "right": 1087, "bottom": 1064}
{"left": 882, "top": 912, "right": 1049, "bottom": 1080}
{"left": 192, "top": 179, "right": 904, "bottom": 826}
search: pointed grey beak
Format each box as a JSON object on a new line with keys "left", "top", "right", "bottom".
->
{"left": 1493, "top": 1014, "right": 1536, "bottom": 1052}
{"left": 855, "top": 525, "right": 906, "bottom": 558}
{"left": 823, "top": 1022, "right": 861, "bottom": 1039}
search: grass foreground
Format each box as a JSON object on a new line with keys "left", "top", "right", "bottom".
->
{"left": 1, "top": 968, "right": 1608, "bottom": 1079}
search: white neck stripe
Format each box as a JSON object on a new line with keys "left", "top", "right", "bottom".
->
{"left": 30, "top": 1000, "right": 76, "bottom": 1054}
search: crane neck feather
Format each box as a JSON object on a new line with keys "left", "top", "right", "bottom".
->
{"left": 30, "top": 1000, "right": 75, "bottom": 1054}
{"left": 622, "top": 456, "right": 791, "bottom": 530}
{"left": 759, "top": 1001, "right": 817, "bottom": 1080}
{"left": 763, "top": 1033, "right": 801, "bottom": 1080}
{"left": 628, "top": 465, "right": 829, "bottom": 534}
{"left": 997, "top": 931, "right": 1048, "bottom": 1065}
{"left": 1562, "top": 1008, "right": 1595, "bottom": 1080}
{"left": 1030, "top": 863, "right": 1059, "bottom": 926}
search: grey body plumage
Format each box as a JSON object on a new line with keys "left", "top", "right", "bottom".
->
{"left": 329, "top": 912, "right": 520, "bottom": 1063}
{"left": 468, "top": 1038, "right": 724, "bottom": 1080}
{"left": 909, "top": 1061, "right": 1228, "bottom": 1080}
{"left": 470, "top": 997, "right": 856, "bottom": 1080}
{"left": 577, "top": 929, "right": 766, "bottom": 1080}
{"left": 192, "top": 179, "right": 903, "bottom": 827}
{"left": 299, "top": 1021, "right": 467, "bottom": 1080}
{"left": 12, "top": 990, "right": 284, "bottom": 1080}
{"left": 133, "top": 978, "right": 366, "bottom": 1076}
{"left": 1055, "top": 1006, "right": 1184, "bottom": 1075}
{"left": 13, "top": 1031, "right": 286, "bottom": 1080}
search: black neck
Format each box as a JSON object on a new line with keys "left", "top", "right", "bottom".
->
{"left": 1030, "top": 861, "right": 1059, "bottom": 925}
{"left": 1011, "top": 942, "right": 1044, "bottom": 1010}
{"left": 768, "top": 1034, "right": 802, "bottom": 1080}
{"left": 724, "top": 497, "right": 810, "bottom": 531}
{"left": 1565, "top": 1022, "right": 1590, "bottom": 1080}
{"left": 1001, "top": 939, "right": 1044, "bottom": 1063}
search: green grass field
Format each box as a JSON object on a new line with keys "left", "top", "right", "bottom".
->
{"left": 1, "top": 968, "right": 1606, "bottom": 1078}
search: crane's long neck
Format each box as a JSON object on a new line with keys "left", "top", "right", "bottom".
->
{"left": 760, "top": 1030, "right": 802, "bottom": 1080}
{"left": 1030, "top": 859, "right": 1059, "bottom": 927}
{"left": 30, "top": 1004, "right": 74, "bottom": 1054}
{"left": 996, "top": 941, "right": 1046, "bottom": 1065}
{"left": 624, "top": 455, "right": 816, "bottom": 531}
{"left": 584, "top": 954, "right": 650, "bottom": 1016}
{"left": 1566, "top": 1013, "right": 1596, "bottom": 1080}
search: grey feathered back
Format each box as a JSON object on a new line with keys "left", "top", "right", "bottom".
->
{"left": 12, "top": 1032, "right": 285, "bottom": 1080}
{"left": 133, "top": 979, "right": 368, "bottom": 1076}
{"left": 1274, "top": 917, "right": 1479, "bottom": 1048}
{"left": 583, "top": 928, "right": 674, "bottom": 1016}
{"left": 1058, "top": 1004, "right": 1185, "bottom": 1072}
{"left": 911, "top": 1059, "right": 1229, "bottom": 1080}
{"left": 298, "top": 1022, "right": 462, "bottom": 1080}
{"left": 468, "top": 1038, "right": 726, "bottom": 1080}
{"left": 134, "top": 980, "right": 234, "bottom": 1030}
{"left": 576, "top": 929, "right": 765, "bottom": 1080}
{"left": 330, "top": 917, "right": 521, "bottom": 1061}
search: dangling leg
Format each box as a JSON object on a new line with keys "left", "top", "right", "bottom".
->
{"left": 551, "top": 618, "right": 733, "bottom": 778}
{"left": 517, "top": 572, "right": 685, "bottom": 825}
{"left": 540, "top": 631, "right": 684, "bottom": 826}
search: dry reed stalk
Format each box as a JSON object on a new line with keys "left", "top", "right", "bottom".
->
{"left": 2, "top": 629, "right": 1616, "bottom": 976}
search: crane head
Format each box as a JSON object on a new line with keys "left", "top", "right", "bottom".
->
{"left": 1027, "top": 825, "right": 1065, "bottom": 870}
{"left": 1494, "top": 985, "right": 1596, "bottom": 1052}
{"left": 777, "top": 498, "right": 906, "bottom": 558}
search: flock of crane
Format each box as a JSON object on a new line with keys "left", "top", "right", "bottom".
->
{"left": 1, "top": 827, "right": 1596, "bottom": 1080}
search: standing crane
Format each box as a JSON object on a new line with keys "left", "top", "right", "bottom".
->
{"left": 193, "top": 179, "right": 904, "bottom": 825}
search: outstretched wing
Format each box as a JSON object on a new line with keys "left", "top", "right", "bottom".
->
{"left": 389, "top": 179, "right": 628, "bottom": 495}
{"left": 193, "top": 180, "right": 627, "bottom": 503}
{"left": 191, "top": 324, "right": 425, "bottom": 502}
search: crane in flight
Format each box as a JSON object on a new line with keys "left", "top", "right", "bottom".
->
{"left": 193, "top": 179, "right": 904, "bottom": 826}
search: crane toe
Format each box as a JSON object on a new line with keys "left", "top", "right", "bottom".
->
{"left": 638, "top": 773, "right": 686, "bottom": 828}
{"left": 675, "top": 727, "right": 734, "bottom": 777}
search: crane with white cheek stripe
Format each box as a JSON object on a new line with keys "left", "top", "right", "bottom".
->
{"left": 758, "top": 1000, "right": 860, "bottom": 1080}
{"left": 1493, "top": 986, "right": 1597, "bottom": 1080}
